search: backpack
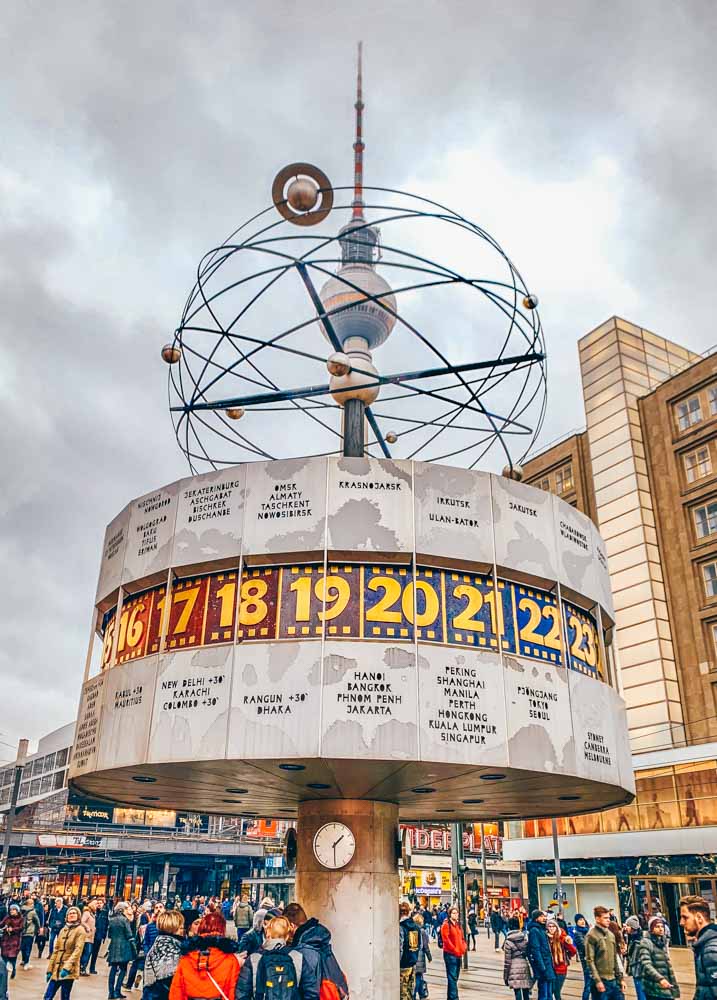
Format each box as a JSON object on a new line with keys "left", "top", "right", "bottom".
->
{"left": 401, "top": 919, "right": 421, "bottom": 967}
{"left": 253, "top": 948, "right": 302, "bottom": 1000}
{"left": 318, "top": 949, "right": 349, "bottom": 1000}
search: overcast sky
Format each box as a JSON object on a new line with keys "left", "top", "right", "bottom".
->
{"left": 2, "top": 0, "right": 716, "bottom": 752}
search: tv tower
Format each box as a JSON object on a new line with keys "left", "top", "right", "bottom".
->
{"left": 319, "top": 42, "right": 397, "bottom": 454}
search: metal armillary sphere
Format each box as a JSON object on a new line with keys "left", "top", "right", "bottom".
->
{"left": 166, "top": 48, "right": 546, "bottom": 474}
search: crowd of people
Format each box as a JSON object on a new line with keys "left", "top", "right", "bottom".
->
{"left": 398, "top": 893, "right": 717, "bottom": 1000}
{"left": 0, "top": 891, "right": 348, "bottom": 1000}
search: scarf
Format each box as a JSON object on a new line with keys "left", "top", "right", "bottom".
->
{"left": 144, "top": 935, "right": 183, "bottom": 986}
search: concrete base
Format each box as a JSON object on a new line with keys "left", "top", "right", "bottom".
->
{"left": 296, "top": 799, "right": 399, "bottom": 1000}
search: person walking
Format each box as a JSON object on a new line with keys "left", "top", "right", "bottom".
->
{"left": 90, "top": 900, "right": 110, "bottom": 975}
{"left": 232, "top": 894, "right": 254, "bottom": 947}
{"left": 44, "top": 906, "right": 87, "bottom": 1000}
{"left": 48, "top": 898, "right": 68, "bottom": 957}
{"left": 169, "top": 911, "right": 240, "bottom": 1000}
{"left": 143, "top": 910, "right": 185, "bottom": 1000}
{"left": 108, "top": 901, "right": 138, "bottom": 1000}
{"left": 20, "top": 895, "right": 40, "bottom": 969}
{"left": 79, "top": 898, "right": 99, "bottom": 975}
{"left": 1, "top": 903, "right": 24, "bottom": 978}
{"left": 490, "top": 906, "right": 505, "bottom": 951}
{"left": 585, "top": 906, "right": 624, "bottom": 1000}
{"left": 467, "top": 910, "right": 478, "bottom": 952}
{"left": 679, "top": 895, "right": 717, "bottom": 1000}
{"left": 546, "top": 918, "right": 576, "bottom": 999}
{"left": 399, "top": 902, "right": 421, "bottom": 1000}
{"left": 636, "top": 917, "right": 679, "bottom": 1000}
{"left": 623, "top": 915, "right": 646, "bottom": 1000}
{"left": 440, "top": 906, "right": 467, "bottom": 1000}
{"left": 527, "top": 910, "right": 555, "bottom": 1000}
{"left": 571, "top": 914, "right": 593, "bottom": 1000}
{"left": 413, "top": 913, "right": 432, "bottom": 1000}
{"left": 503, "top": 915, "right": 534, "bottom": 1000}
{"left": 237, "top": 914, "right": 317, "bottom": 1000}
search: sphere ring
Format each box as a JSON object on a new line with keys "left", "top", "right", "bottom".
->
{"left": 272, "top": 162, "right": 334, "bottom": 226}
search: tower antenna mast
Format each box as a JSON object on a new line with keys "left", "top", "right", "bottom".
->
{"left": 352, "top": 41, "right": 365, "bottom": 220}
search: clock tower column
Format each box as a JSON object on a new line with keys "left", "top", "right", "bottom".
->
{"left": 296, "top": 798, "right": 400, "bottom": 1000}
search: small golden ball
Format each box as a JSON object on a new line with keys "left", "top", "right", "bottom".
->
{"left": 161, "top": 344, "right": 181, "bottom": 364}
{"left": 327, "top": 352, "right": 352, "bottom": 377}
{"left": 287, "top": 177, "right": 319, "bottom": 212}
{"left": 225, "top": 407, "right": 245, "bottom": 420}
{"left": 385, "top": 431, "right": 398, "bottom": 445}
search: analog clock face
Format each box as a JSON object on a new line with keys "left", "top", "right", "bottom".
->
{"left": 312, "top": 822, "right": 356, "bottom": 870}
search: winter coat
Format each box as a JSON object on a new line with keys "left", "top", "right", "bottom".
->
{"left": 237, "top": 941, "right": 319, "bottom": 1000}
{"left": 637, "top": 932, "right": 679, "bottom": 998}
{"left": 291, "top": 918, "right": 349, "bottom": 999}
{"left": 238, "top": 909, "right": 266, "bottom": 958}
{"left": 549, "top": 929, "right": 576, "bottom": 977}
{"left": 400, "top": 917, "right": 421, "bottom": 969}
{"left": 144, "top": 933, "right": 184, "bottom": 1000}
{"left": 95, "top": 906, "right": 109, "bottom": 941}
{"left": 22, "top": 904, "right": 40, "bottom": 937}
{"left": 108, "top": 912, "right": 137, "bottom": 965}
{"left": 490, "top": 910, "right": 505, "bottom": 933}
{"left": 81, "top": 908, "right": 96, "bottom": 941}
{"left": 503, "top": 929, "right": 535, "bottom": 990}
{"left": 169, "top": 936, "right": 240, "bottom": 1000}
{"left": 47, "top": 923, "right": 87, "bottom": 981}
{"left": 0, "top": 912, "right": 24, "bottom": 958}
{"left": 441, "top": 920, "right": 467, "bottom": 958}
{"left": 585, "top": 924, "right": 622, "bottom": 987}
{"left": 48, "top": 906, "right": 67, "bottom": 932}
{"left": 572, "top": 921, "right": 590, "bottom": 972}
{"left": 144, "top": 921, "right": 160, "bottom": 954}
{"left": 693, "top": 924, "right": 717, "bottom": 1000}
{"left": 233, "top": 901, "right": 254, "bottom": 930}
{"left": 415, "top": 928, "right": 432, "bottom": 975}
{"left": 527, "top": 919, "right": 555, "bottom": 982}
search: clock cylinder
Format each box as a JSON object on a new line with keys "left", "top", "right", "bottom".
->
{"left": 296, "top": 799, "right": 399, "bottom": 1000}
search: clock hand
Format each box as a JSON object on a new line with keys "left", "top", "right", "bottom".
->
{"left": 332, "top": 834, "right": 345, "bottom": 849}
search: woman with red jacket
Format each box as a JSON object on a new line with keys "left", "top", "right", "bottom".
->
{"left": 169, "top": 911, "right": 241, "bottom": 1000}
{"left": 440, "top": 907, "right": 467, "bottom": 1000}
{"left": 1, "top": 904, "right": 25, "bottom": 978}
{"left": 545, "top": 919, "right": 576, "bottom": 1000}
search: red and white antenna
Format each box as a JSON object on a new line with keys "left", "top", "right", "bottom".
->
{"left": 352, "top": 41, "right": 365, "bottom": 220}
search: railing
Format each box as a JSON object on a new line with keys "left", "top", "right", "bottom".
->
{"left": 1, "top": 820, "right": 285, "bottom": 847}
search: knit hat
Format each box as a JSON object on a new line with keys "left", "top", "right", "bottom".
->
{"left": 625, "top": 916, "right": 641, "bottom": 930}
{"left": 648, "top": 916, "right": 665, "bottom": 932}
{"left": 530, "top": 909, "right": 544, "bottom": 921}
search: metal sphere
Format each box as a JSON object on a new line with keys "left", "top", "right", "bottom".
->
{"left": 161, "top": 344, "right": 182, "bottom": 364}
{"left": 502, "top": 464, "right": 524, "bottom": 481}
{"left": 327, "top": 352, "right": 352, "bottom": 377}
{"left": 287, "top": 178, "right": 320, "bottom": 213}
{"left": 225, "top": 407, "right": 245, "bottom": 420}
{"left": 385, "top": 431, "right": 398, "bottom": 445}
{"left": 523, "top": 294, "right": 539, "bottom": 310}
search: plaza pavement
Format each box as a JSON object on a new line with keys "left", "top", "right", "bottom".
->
{"left": 7, "top": 935, "right": 696, "bottom": 1000}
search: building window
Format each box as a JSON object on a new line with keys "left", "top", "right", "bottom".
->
{"left": 710, "top": 386, "right": 717, "bottom": 416}
{"left": 685, "top": 447, "right": 712, "bottom": 483}
{"left": 695, "top": 502, "right": 717, "bottom": 539}
{"left": 556, "top": 464, "right": 574, "bottom": 495}
{"left": 704, "top": 563, "right": 717, "bottom": 598}
{"left": 677, "top": 396, "right": 703, "bottom": 431}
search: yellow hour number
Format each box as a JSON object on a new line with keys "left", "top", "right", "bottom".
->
{"left": 518, "top": 598, "right": 561, "bottom": 650}
{"left": 215, "top": 583, "right": 236, "bottom": 629}
{"left": 171, "top": 587, "right": 200, "bottom": 635}
{"left": 239, "top": 578, "right": 268, "bottom": 627}
{"left": 366, "top": 575, "right": 403, "bottom": 623}
{"left": 452, "top": 584, "right": 486, "bottom": 633}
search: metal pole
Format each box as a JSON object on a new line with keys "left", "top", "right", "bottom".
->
{"left": 551, "top": 819, "right": 563, "bottom": 909}
{"left": 130, "top": 863, "right": 138, "bottom": 900}
{"left": 343, "top": 398, "right": 365, "bottom": 457}
{"left": 480, "top": 822, "right": 488, "bottom": 935}
{"left": 161, "top": 861, "right": 170, "bottom": 903}
{"left": 0, "top": 739, "right": 28, "bottom": 887}
{"left": 450, "top": 823, "right": 468, "bottom": 970}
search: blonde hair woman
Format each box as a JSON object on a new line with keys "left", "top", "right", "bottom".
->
{"left": 237, "top": 916, "right": 319, "bottom": 1000}
{"left": 144, "top": 911, "right": 185, "bottom": 1000}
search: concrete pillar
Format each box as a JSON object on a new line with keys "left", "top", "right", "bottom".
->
{"left": 296, "top": 799, "right": 399, "bottom": 1000}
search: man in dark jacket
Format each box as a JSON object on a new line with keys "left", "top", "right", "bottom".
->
{"left": 90, "top": 900, "right": 109, "bottom": 974}
{"left": 284, "top": 902, "right": 348, "bottom": 999}
{"left": 47, "top": 897, "right": 67, "bottom": 957}
{"left": 398, "top": 902, "right": 421, "bottom": 1000}
{"left": 680, "top": 894, "right": 717, "bottom": 1000}
{"left": 490, "top": 906, "right": 505, "bottom": 950}
{"left": 527, "top": 910, "right": 555, "bottom": 1000}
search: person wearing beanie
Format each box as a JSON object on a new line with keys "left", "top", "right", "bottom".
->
{"left": 527, "top": 910, "right": 555, "bottom": 1000}
{"left": 546, "top": 918, "right": 576, "bottom": 999}
{"left": 636, "top": 917, "right": 679, "bottom": 1000}
{"left": 623, "top": 915, "right": 647, "bottom": 1000}
{"left": 571, "top": 915, "right": 592, "bottom": 1000}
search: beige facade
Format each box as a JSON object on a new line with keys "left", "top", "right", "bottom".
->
{"left": 524, "top": 316, "right": 701, "bottom": 751}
